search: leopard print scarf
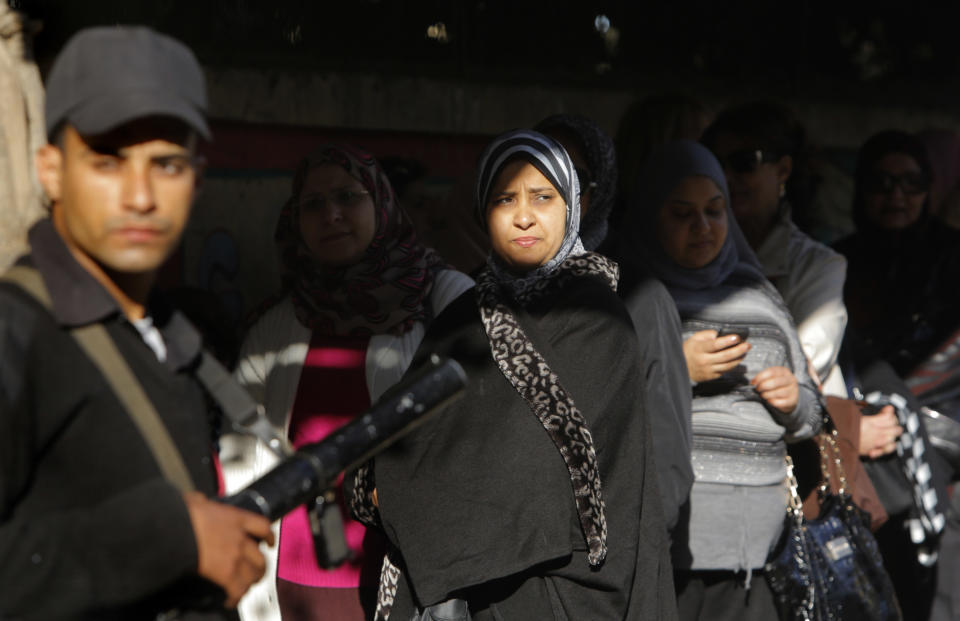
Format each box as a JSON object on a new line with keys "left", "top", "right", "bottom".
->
{"left": 476, "top": 251, "right": 618, "bottom": 566}
{"left": 351, "top": 252, "right": 619, "bottom": 620}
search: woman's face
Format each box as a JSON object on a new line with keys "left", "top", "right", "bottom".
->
{"left": 658, "top": 175, "right": 728, "bottom": 269}
{"left": 710, "top": 130, "right": 791, "bottom": 225}
{"left": 862, "top": 152, "right": 928, "bottom": 230}
{"left": 486, "top": 159, "right": 567, "bottom": 272}
{"left": 297, "top": 163, "right": 377, "bottom": 266}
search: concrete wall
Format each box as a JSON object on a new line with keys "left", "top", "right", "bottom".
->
{"left": 191, "top": 66, "right": 960, "bottom": 328}
{"left": 206, "top": 66, "right": 960, "bottom": 146}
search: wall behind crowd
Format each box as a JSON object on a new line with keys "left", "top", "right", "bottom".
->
{"left": 10, "top": 0, "right": 960, "bottom": 332}
{"left": 188, "top": 64, "right": 960, "bottom": 326}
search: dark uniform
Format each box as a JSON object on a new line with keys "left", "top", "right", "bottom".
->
{"left": 0, "top": 220, "right": 232, "bottom": 620}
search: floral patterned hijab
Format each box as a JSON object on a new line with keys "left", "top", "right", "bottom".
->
{"left": 275, "top": 144, "right": 445, "bottom": 336}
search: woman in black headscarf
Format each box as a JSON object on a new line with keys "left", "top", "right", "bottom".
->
{"left": 534, "top": 113, "right": 618, "bottom": 250}
{"left": 353, "top": 129, "right": 676, "bottom": 620}
{"left": 835, "top": 130, "right": 960, "bottom": 379}
{"left": 834, "top": 130, "right": 960, "bottom": 621}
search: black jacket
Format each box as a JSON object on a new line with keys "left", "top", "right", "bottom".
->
{"left": 0, "top": 220, "right": 232, "bottom": 620}
{"left": 374, "top": 274, "right": 678, "bottom": 620}
{"left": 618, "top": 263, "right": 693, "bottom": 537}
{"left": 835, "top": 218, "right": 960, "bottom": 378}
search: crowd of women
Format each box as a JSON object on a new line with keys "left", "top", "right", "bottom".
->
{"left": 214, "top": 97, "right": 960, "bottom": 620}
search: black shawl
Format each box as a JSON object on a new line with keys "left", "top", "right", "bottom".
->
{"left": 372, "top": 273, "right": 676, "bottom": 620}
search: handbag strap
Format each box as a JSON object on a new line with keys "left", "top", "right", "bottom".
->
{"left": 817, "top": 414, "right": 849, "bottom": 498}
{"left": 784, "top": 413, "right": 851, "bottom": 508}
{"left": 780, "top": 454, "right": 816, "bottom": 621}
{"left": 784, "top": 454, "right": 805, "bottom": 526}
{"left": 2, "top": 264, "right": 197, "bottom": 493}
{"left": 194, "top": 351, "right": 293, "bottom": 457}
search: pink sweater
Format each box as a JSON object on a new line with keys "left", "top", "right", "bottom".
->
{"left": 276, "top": 334, "right": 384, "bottom": 588}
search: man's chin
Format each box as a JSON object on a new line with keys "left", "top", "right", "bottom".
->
{"left": 98, "top": 249, "right": 175, "bottom": 277}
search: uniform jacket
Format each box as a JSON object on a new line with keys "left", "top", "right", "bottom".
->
{"left": 0, "top": 220, "right": 229, "bottom": 620}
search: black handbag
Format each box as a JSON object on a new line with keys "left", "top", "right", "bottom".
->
{"left": 765, "top": 426, "right": 902, "bottom": 621}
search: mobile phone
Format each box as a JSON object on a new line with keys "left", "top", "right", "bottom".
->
{"left": 717, "top": 326, "right": 750, "bottom": 341}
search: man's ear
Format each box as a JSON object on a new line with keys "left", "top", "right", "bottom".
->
{"left": 35, "top": 144, "right": 63, "bottom": 203}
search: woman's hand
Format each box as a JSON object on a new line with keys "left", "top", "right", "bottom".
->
{"left": 859, "top": 405, "right": 903, "bottom": 459}
{"left": 683, "top": 330, "right": 751, "bottom": 383}
{"left": 751, "top": 366, "right": 799, "bottom": 414}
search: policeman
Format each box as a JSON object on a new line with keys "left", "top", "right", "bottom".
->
{"left": 0, "top": 26, "right": 272, "bottom": 620}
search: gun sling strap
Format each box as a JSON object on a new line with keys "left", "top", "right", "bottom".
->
{"left": 2, "top": 264, "right": 197, "bottom": 493}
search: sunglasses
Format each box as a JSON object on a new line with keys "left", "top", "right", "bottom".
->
{"left": 716, "top": 149, "right": 780, "bottom": 175}
{"left": 863, "top": 170, "right": 930, "bottom": 196}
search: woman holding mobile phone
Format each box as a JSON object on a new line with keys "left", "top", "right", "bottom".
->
{"left": 625, "top": 139, "right": 822, "bottom": 620}
{"left": 701, "top": 101, "right": 848, "bottom": 397}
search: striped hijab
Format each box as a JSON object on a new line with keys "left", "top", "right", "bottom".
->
{"left": 474, "top": 129, "right": 587, "bottom": 298}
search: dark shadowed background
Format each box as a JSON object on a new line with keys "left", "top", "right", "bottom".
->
{"left": 13, "top": 0, "right": 960, "bottom": 321}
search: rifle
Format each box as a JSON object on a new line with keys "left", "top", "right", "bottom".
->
{"left": 220, "top": 355, "right": 466, "bottom": 565}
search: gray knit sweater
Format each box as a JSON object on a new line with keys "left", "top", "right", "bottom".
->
{"left": 672, "top": 273, "right": 822, "bottom": 572}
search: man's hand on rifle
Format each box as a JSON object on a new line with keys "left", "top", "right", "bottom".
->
{"left": 183, "top": 491, "right": 275, "bottom": 608}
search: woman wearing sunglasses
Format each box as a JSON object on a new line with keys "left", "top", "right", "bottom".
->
{"left": 835, "top": 130, "right": 960, "bottom": 379}
{"left": 834, "top": 129, "right": 960, "bottom": 621}
{"left": 220, "top": 144, "right": 473, "bottom": 621}
{"left": 701, "top": 102, "right": 849, "bottom": 398}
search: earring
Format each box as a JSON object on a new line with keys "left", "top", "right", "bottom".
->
{"left": 779, "top": 182, "right": 786, "bottom": 198}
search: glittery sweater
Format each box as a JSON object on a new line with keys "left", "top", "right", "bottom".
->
{"left": 670, "top": 274, "right": 822, "bottom": 572}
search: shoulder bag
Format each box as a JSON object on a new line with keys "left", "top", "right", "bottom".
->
{"left": 766, "top": 417, "right": 901, "bottom": 620}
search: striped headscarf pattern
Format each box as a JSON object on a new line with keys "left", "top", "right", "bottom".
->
{"left": 473, "top": 128, "right": 610, "bottom": 567}
{"left": 474, "top": 129, "right": 586, "bottom": 298}
{"left": 352, "top": 131, "right": 615, "bottom": 619}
